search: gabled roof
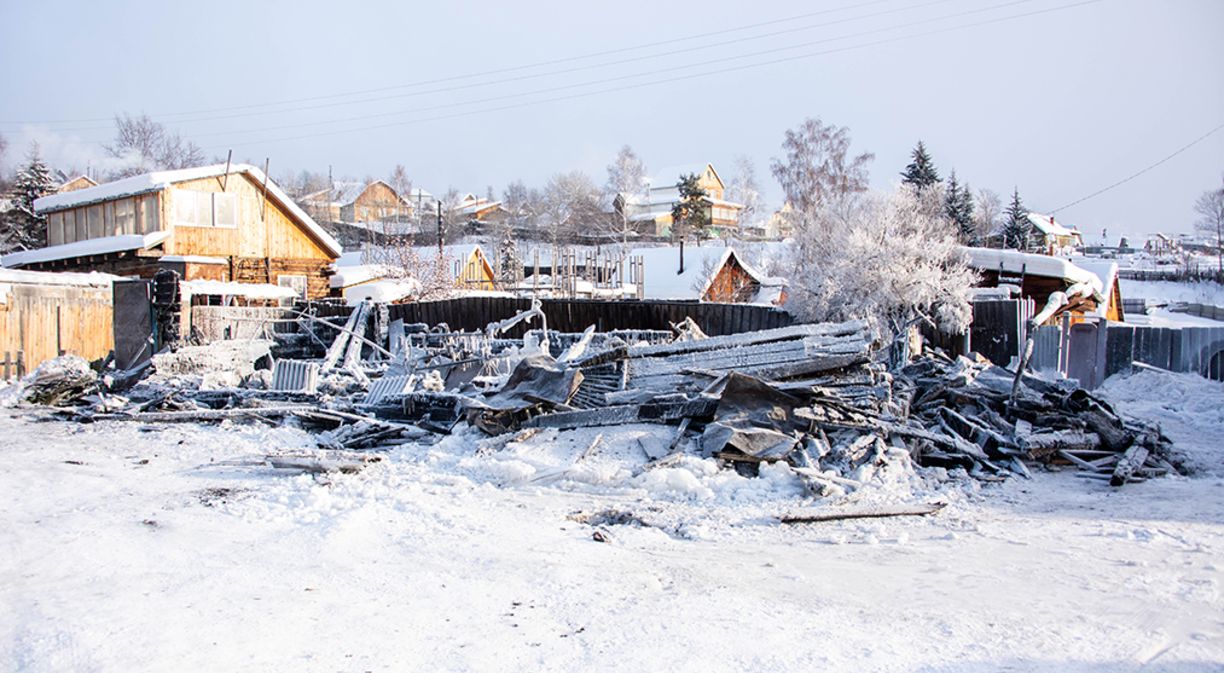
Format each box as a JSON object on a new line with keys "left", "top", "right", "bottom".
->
{"left": 648, "top": 163, "right": 721, "bottom": 189}
{"left": 1027, "top": 212, "right": 1080, "bottom": 239}
{"left": 33, "top": 163, "right": 342, "bottom": 257}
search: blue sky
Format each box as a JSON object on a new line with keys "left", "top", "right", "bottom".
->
{"left": 1, "top": 0, "right": 1221, "bottom": 238}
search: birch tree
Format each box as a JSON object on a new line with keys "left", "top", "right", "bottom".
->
{"left": 1194, "top": 174, "right": 1224, "bottom": 273}
{"left": 770, "top": 118, "right": 874, "bottom": 223}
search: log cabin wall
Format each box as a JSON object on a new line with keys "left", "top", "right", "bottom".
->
{"left": 161, "top": 173, "right": 335, "bottom": 298}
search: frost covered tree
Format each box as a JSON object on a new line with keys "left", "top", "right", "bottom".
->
{"left": 725, "top": 154, "right": 763, "bottom": 232}
{"left": 604, "top": 145, "right": 647, "bottom": 245}
{"left": 2, "top": 143, "right": 57, "bottom": 253}
{"left": 901, "top": 141, "right": 941, "bottom": 192}
{"left": 502, "top": 180, "right": 540, "bottom": 236}
{"left": 783, "top": 184, "right": 977, "bottom": 338}
{"left": 973, "top": 188, "right": 1002, "bottom": 246}
{"left": 541, "top": 171, "right": 602, "bottom": 245}
{"left": 670, "top": 173, "right": 709, "bottom": 242}
{"left": 105, "top": 113, "right": 204, "bottom": 179}
{"left": 1000, "top": 188, "right": 1031, "bottom": 250}
{"left": 1194, "top": 174, "right": 1224, "bottom": 273}
{"left": 770, "top": 118, "right": 874, "bottom": 222}
{"left": 944, "top": 171, "right": 975, "bottom": 244}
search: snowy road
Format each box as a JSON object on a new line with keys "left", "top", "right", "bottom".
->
{"left": 2, "top": 371, "right": 1223, "bottom": 672}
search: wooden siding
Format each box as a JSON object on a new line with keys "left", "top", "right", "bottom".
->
{"left": 341, "top": 182, "right": 407, "bottom": 223}
{"left": 0, "top": 281, "right": 113, "bottom": 376}
{"left": 164, "top": 173, "right": 334, "bottom": 261}
{"left": 703, "top": 256, "right": 759, "bottom": 303}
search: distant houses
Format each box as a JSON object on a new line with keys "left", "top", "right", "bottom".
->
{"left": 56, "top": 175, "right": 98, "bottom": 193}
{"left": 1, "top": 163, "right": 342, "bottom": 299}
{"left": 615, "top": 163, "right": 744, "bottom": 239}
{"left": 1027, "top": 212, "right": 1084, "bottom": 252}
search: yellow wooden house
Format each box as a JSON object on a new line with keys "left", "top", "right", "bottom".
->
{"left": 3, "top": 163, "right": 342, "bottom": 299}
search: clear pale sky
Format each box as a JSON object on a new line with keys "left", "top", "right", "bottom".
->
{"left": 2, "top": 0, "right": 1221, "bottom": 239}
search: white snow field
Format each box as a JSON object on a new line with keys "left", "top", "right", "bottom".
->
{"left": 2, "top": 371, "right": 1223, "bottom": 672}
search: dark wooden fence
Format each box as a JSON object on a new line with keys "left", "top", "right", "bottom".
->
{"left": 1119, "top": 268, "right": 1224, "bottom": 283}
{"left": 311, "top": 297, "right": 793, "bottom": 338}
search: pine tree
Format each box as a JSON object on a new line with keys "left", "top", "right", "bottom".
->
{"left": 2, "top": 143, "right": 57, "bottom": 253}
{"left": 1000, "top": 187, "right": 1031, "bottom": 250}
{"left": 901, "top": 141, "right": 940, "bottom": 191}
{"left": 943, "top": 171, "right": 975, "bottom": 244}
{"left": 670, "top": 173, "right": 709, "bottom": 241}
{"left": 956, "top": 179, "right": 976, "bottom": 244}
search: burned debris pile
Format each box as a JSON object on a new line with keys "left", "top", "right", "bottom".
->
{"left": 4, "top": 300, "right": 1179, "bottom": 492}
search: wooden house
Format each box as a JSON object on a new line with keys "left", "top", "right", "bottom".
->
{"left": 965, "top": 248, "right": 1123, "bottom": 323}
{"left": 1027, "top": 212, "right": 1084, "bottom": 252}
{"left": 2, "top": 163, "right": 342, "bottom": 299}
{"left": 411, "top": 244, "right": 497, "bottom": 291}
{"left": 57, "top": 175, "right": 98, "bottom": 193}
{"left": 617, "top": 163, "right": 744, "bottom": 238}
{"left": 630, "top": 245, "right": 785, "bottom": 305}
{"left": 300, "top": 180, "right": 411, "bottom": 225}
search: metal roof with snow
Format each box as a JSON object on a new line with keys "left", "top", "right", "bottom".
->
{"left": 32, "top": 163, "right": 342, "bottom": 258}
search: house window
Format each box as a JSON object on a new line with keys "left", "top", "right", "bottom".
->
{"left": 87, "top": 205, "right": 105, "bottom": 239}
{"left": 47, "top": 212, "right": 64, "bottom": 246}
{"left": 139, "top": 195, "right": 159, "bottom": 233}
{"left": 72, "top": 208, "right": 87, "bottom": 242}
{"left": 115, "top": 198, "right": 136, "bottom": 235}
{"left": 277, "top": 275, "right": 308, "bottom": 304}
{"left": 175, "top": 190, "right": 239, "bottom": 228}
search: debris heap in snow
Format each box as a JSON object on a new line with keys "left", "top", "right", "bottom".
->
{"left": 8, "top": 301, "right": 1180, "bottom": 493}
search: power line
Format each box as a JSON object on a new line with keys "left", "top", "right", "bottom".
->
{"left": 0, "top": 0, "right": 904, "bottom": 125}
{"left": 4, "top": 0, "right": 969, "bottom": 133}
{"left": 205, "top": 0, "right": 1103, "bottom": 151}
{"left": 1050, "top": 121, "right": 1224, "bottom": 214}
{"left": 59, "top": 0, "right": 1044, "bottom": 144}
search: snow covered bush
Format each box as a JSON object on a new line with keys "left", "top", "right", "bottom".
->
{"left": 782, "top": 184, "right": 978, "bottom": 336}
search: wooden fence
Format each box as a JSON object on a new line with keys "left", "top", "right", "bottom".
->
{"left": 0, "top": 274, "right": 114, "bottom": 379}
{"left": 1119, "top": 268, "right": 1224, "bottom": 283}
{"left": 312, "top": 297, "right": 793, "bottom": 338}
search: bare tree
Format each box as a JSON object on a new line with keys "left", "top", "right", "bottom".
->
{"left": 973, "top": 187, "right": 1002, "bottom": 246}
{"left": 1195, "top": 174, "right": 1224, "bottom": 273}
{"left": 541, "top": 171, "right": 602, "bottom": 245}
{"left": 770, "top": 118, "right": 874, "bottom": 222}
{"left": 725, "top": 154, "right": 764, "bottom": 233}
{"left": 105, "top": 114, "right": 204, "bottom": 178}
{"left": 603, "top": 145, "right": 647, "bottom": 245}
{"left": 502, "top": 180, "right": 540, "bottom": 234}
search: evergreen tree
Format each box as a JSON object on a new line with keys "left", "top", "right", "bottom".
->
{"left": 1000, "top": 187, "right": 1031, "bottom": 250}
{"left": 943, "top": 171, "right": 975, "bottom": 244}
{"left": 670, "top": 173, "right": 709, "bottom": 241}
{"left": 2, "top": 143, "right": 57, "bottom": 253}
{"left": 956, "top": 179, "right": 976, "bottom": 244}
{"left": 496, "top": 227, "right": 520, "bottom": 285}
{"left": 901, "top": 141, "right": 940, "bottom": 191}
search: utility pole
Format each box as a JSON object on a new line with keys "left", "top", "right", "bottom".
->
{"left": 436, "top": 201, "right": 444, "bottom": 255}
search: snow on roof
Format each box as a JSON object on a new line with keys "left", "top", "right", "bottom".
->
{"left": 964, "top": 247, "right": 1101, "bottom": 289}
{"left": 1027, "top": 212, "right": 1080, "bottom": 238}
{"left": 180, "top": 280, "right": 298, "bottom": 300}
{"left": 1, "top": 231, "right": 171, "bottom": 268}
{"left": 342, "top": 278, "right": 421, "bottom": 305}
{"left": 458, "top": 199, "right": 504, "bottom": 216}
{"left": 330, "top": 263, "right": 394, "bottom": 289}
{"left": 1066, "top": 257, "right": 1120, "bottom": 318}
{"left": 0, "top": 268, "right": 119, "bottom": 288}
{"left": 32, "top": 163, "right": 342, "bottom": 258}
{"left": 629, "top": 245, "right": 741, "bottom": 300}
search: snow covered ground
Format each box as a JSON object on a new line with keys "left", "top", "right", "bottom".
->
{"left": 2, "top": 372, "right": 1223, "bottom": 672}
